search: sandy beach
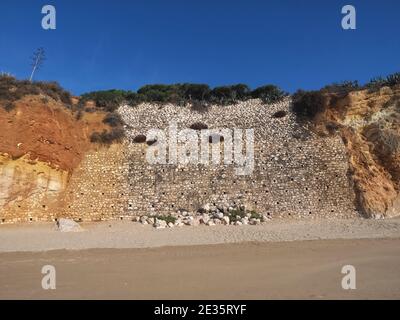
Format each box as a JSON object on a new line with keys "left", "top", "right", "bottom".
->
{"left": 0, "top": 239, "right": 400, "bottom": 299}
{"left": 1, "top": 217, "right": 400, "bottom": 252}
{"left": 1, "top": 218, "right": 400, "bottom": 299}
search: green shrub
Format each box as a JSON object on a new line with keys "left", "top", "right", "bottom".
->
{"left": 321, "top": 80, "right": 359, "bottom": 94}
{"left": 4, "top": 102, "right": 15, "bottom": 112}
{"left": 231, "top": 84, "right": 251, "bottom": 100}
{"left": 249, "top": 211, "right": 262, "bottom": 220}
{"left": 81, "top": 89, "right": 134, "bottom": 112}
{"left": 135, "top": 83, "right": 211, "bottom": 105}
{"left": 103, "top": 112, "right": 124, "bottom": 127}
{"left": 90, "top": 128, "right": 125, "bottom": 144}
{"left": 292, "top": 90, "right": 328, "bottom": 120}
{"left": 365, "top": 72, "right": 400, "bottom": 90}
{"left": 210, "top": 84, "right": 251, "bottom": 104}
{"left": 137, "top": 84, "right": 180, "bottom": 104}
{"left": 82, "top": 83, "right": 287, "bottom": 107}
{"left": 154, "top": 215, "right": 177, "bottom": 224}
{"left": 386, "top": 73, "right": 400, "bottom": 86}
{"left": 75, "top": 110, "right": 83, "bottom": 120}
{"left": 35, "top": 81, "right": 72, "bottom": 104}
{"left": 0, "top": 75, "right": 72, "bottom": 105}
{"left": 365, "top": 77, "right": 386, "bottom": 90}
{"left": 251, "top": 85, "right": 287, "bottom": 103}
{"left": 227, "top": 209, "right": 246, "bottom": 223}
{"left": 181, "top": 83, "right": 210, "bottom": 101}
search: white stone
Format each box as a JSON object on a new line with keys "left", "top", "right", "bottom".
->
{"left": 221, "top": 216, "right": 230, "bottom": 225}
{"left": 200, "top": 214, "right": 210, "bottom": 224}
{"left": 262, "top": 214, "right": 271, "bottom": 222}
{"left": 213, "top": 218, "right": 222, "bottom": 225}
{"left": 250, "top": 218, "right": 261, "bottom": 225}
{"left": 189, "top": 218, "right": 200, "bottom": 226}
{"left": 154, "top": 219, "right": 167, "bottom": 229}
{"left": 147, "top": 217, "right": 155, "bottom": 225}
{"left": 213, "top": 211, "right": 224, "bottom": 219}
{"left": 56, "top": 218, "right": 82, "bottom": 232}
{"left": 140, "top": 216, "right": 148, "bottom": 224}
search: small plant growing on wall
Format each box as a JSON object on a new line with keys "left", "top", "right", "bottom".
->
{"left": 227, "top": 208, "right": 246, "bottom": 223}
{"left": 154, "top": 215, "right": 177, "bottom": 224}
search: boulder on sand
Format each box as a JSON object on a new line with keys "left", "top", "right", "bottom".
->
{"left": 56, "top": 218, "right": 83, "bottom": 232}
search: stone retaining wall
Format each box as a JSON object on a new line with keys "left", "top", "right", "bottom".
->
{"left": 1, "top": 99, "right": 358, "bottom": 222}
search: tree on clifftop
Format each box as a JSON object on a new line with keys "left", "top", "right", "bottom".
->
{"left": 29, "top": 48, "right": 46, "bottom": 82}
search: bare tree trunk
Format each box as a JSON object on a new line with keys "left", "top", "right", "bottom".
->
{"left": 29, "top": 56, "right": 40, "bottom": 82}
{"left": 29, "top": 49, "right": 44, "bottom": 82}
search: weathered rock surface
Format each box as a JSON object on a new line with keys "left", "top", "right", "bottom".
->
{"left": 320, "top": 85, "right": 400, "bottom": 217}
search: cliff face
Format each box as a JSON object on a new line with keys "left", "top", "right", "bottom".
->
{"left": 0, "top": 95, "right": 109, "bottom": 222}
{"left": 0, "top": 154, "right": 69, "bottom": 222}
{"left": 1, "top": 85, "right": 400, "bottom": 223}
{"left": 321, "top": 85, "right": 400, "bottom": 218}
{"left": 0, "top": 95, "right": 107, "bottom": 171}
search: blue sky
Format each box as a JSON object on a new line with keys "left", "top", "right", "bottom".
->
{"left": 0, "top": 0, "right": 399, "bottom": 95}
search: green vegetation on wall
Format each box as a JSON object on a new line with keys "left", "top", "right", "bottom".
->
{"left": 80, "top": 83, "right": 288, "bottom": 110}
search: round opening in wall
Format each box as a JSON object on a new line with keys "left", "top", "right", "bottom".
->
{"left": 272, "top": 110, "right": 287, "bottom": 118}
{"left": 133, "top": 134, "right": 147, "bottom": 143}
{"left": 146, "top": 139, "right": 157, "bottom": 146}
{"left": 190, "top": 122, "right": 208, "bottom": 130}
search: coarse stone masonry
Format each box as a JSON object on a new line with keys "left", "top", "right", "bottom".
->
{"left": 1, "top": 98, "right": 358, "bottom": 223}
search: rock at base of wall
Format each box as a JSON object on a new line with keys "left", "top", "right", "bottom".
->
{"left": 56, "top": 218, "right": 83, "bottom": 232}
